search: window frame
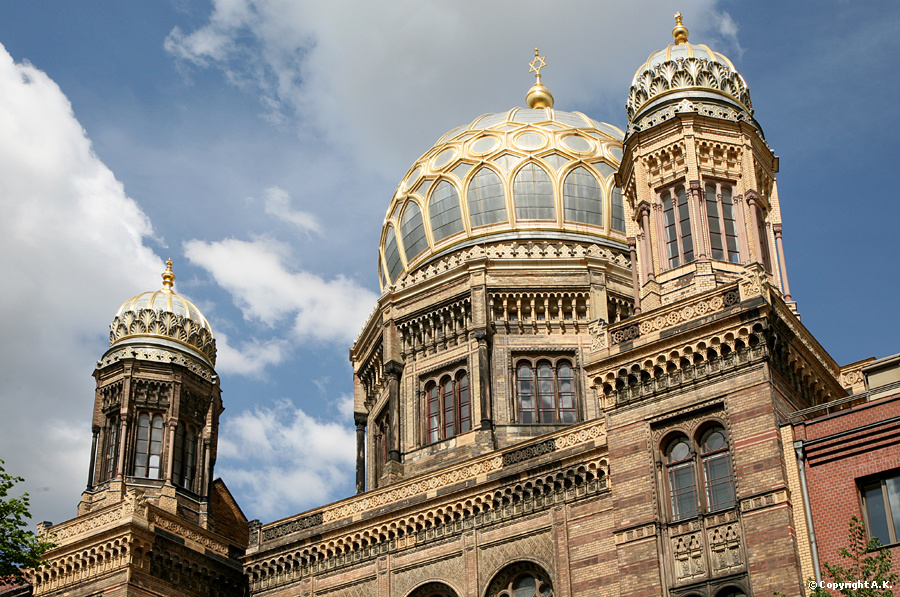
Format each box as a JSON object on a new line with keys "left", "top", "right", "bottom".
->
{"left": 172, "top": 420, "right": 199, "bottom": 491}
{"left": 133, "top": 411, "right": 165, "bottom": 479}
{"left": 860, "top": 472, "right": 900, "bottom": 546}
{"left": 422, "top": 368, "right": 471, "bottom": 445}
{"left": 514, "top": 356, "right": 580, "bottom": 425}
{"left": 658, "top": 182, "right": 695, "bottom": 270}
{"left": 661, "top": 424, "right": 736, "bottom": 523}
{"left": 701, "top": 179, "right": 742, "bottom": 264}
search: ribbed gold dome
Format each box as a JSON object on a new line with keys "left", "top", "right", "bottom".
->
{"left": 626, "top": 14, "right": 753, "bottom": 129}
{"left": 109, "top": 260, "right": 216, "bottom": 366}
{"left": 377, "top": 108, "right": 627, "bottom": 290}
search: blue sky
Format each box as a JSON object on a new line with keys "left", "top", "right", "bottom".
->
{"left": 0, "top": 1, "right": 897, "bottom": 525}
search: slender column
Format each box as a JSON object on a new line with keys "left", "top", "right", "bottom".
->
{"left": 637, "top": 202, "right": 655, "bottom": 282}
{"left": 165, "top": 419, "right": 177, "bottom": 484}
{"left": 773, "top": 224, "right": 793, "bottom": 300}
{"left": 474, "top": 328, "right": 493, "bottom": 429}
{"left": 115, "top": 413, "right": 129, "bottom": 480}
{"left": 384, "top": 361, "right": 402, "bottom": 463}
{"left": 354, "top": 413, "right": 367, "bottom": 494}
{"left": 87, "top": 425, "right": 100, "bottom": 489}
{"left": 628, "top": 237, "right": 642, "bottom": 314}
{"left": 746, "top": 191, "right": 763, "bottom": 265}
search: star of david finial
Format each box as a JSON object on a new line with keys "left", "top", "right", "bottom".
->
{"left": 529, "top": 48, "right": 546, "bottom": 83}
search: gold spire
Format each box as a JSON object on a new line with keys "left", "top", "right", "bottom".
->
{"left": 672, "top": 12, "right": 689, "bottom": 44}
{"left": 161, "top": 258, "right": 176, "bottom": 290}
{"left": 526, "top": 48, "right": 554, "bottom": 109}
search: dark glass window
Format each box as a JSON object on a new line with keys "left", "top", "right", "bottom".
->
{"left": 516, "top": 360, "right": 579, "bottom": 425}
{"left": 611, "top": 186, "right": 626, "bottom": 232}
{"left": 173, "top": 421, "right": 198, "bottom": 490}
{"left": 666, "top": 437, "right": 698, "bottom": 521}
{"left": 705, "top": 182, "right": 740, "bottom": 263}
{"left": 134, "top": 413, "right": 164, "bottom": 478}
{"left": 662, "top": 184, "right": 694, "bottom": 269}
{"left": 103, "top": 415, "right": 119, "bottom": 481}
{"left": 701, "top": 427, "right": 735, "bottom": 511}
{"left": 424, "top": 372, "right": 471, "bottom": 444}
{"left": 861, "top": 473, "right": 900, "bottom": 545}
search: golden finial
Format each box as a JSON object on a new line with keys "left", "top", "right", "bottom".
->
{"left": 526, "top": 47, "right": 554, "bottom": 109}
{"left": 672, "top": 12, "right": 689, "bottom": 44}
{"left": 161, "top": 258, "right": 176, "bottom": 290}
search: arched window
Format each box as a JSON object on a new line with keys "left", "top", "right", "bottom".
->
{"left": 664, "top": 426, "right": 736, "bottom": 521}
{"left": 102, "top": 415, "right": 119, "bottom": 481}
{"left": 755, "top": 204, "right": 772, "bottom": 272}
{"left": 661, "top": 184, "right": 694, "bottom": 269}
{"left": 704, "top": 182, "right": 740, "bottom": 263}
{"left": 424, "top": 372, "right": 471, "bottom": 444}
{"left": 487, "top": 563, "right": 554, "bottom": 597}
{"left": 467, "top": 167, "right": 507, "bottom": 227}
{"left": 611, "top": 186, "right": 626, "bottom": 232}
{"left": 400, "top": 202, "right": 429, "bottom": 262}
{"left": 407, "top": 582, "right": 458, "bottom": 597}
{"left": 429, "top": 181, "right": 463, "bottom": 242}
{"left": 666, "top": 436, "right": 698, "bottom": 521}
{"left": 173, "top": 421, "right": 198, "bottom": 491}
{"left": 134, "top": 413, "right": 164, "bottom": 478}
{"left": 513, "top": 163, "right": 555, "bottom": 220}
{"left": 516, "top": 359, "right": 578, "bottom": 425}
{"left": 562, "top": 166, "right": 603, "bottom": 226}
{"left": 701, "top": 427, "right": 735, "bottom": 511}
{"left": 383, "top": 225, "right": 403, "bottom": 282}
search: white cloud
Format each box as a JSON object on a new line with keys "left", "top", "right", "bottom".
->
{"left": 0, "top": 43, "right": 163, "bottom": 523}
{"left": 216, "top": 399, "right": 355, "bottom": 519}
{"left": 262, "top": 186, "right": 321, "bottom": 234}
{"left": 184, "top": 236, "right": 378, "bottom": 345}
{"left": 215, "top": 331, "right": 290, "bottom": 377}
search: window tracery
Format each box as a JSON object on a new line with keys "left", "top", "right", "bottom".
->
{"left": 515, "top": 357, "right": 578, "bottom": 425}
{"left": 562, "top": 166, "right": 603, "bottom": 226}
{"left": 703, "top": 181, "right": 740, "bottom": 263}
{"left": 173, "top": 420, "right": 198, "bottom": 491}
{"left": 424, "top": 370, "right": 471, "bottom": 444}
{"left": 467, "top": 166, "right": 507, "bottom": 227}
{"left": 513, "top": 162, "right": 555, "bottom": 220}
{"left": 662, "top": 425, "right": 735, "bottom": 522}
{"left": 133, "top": 412, "right": 164, "bottom": 479}
{"left": 660, "top": 183, "right": 694, "bottom": 268}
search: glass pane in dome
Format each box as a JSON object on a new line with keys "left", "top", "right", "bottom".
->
{"left": 473, "top": 113, "right": 507, "bottom": 128}
{"left": 611, "top": 186, "right": 626, "bottom": 232}
{"left": 467, "top": 167, "right": 507, "bottom": 228}
{"left": 415, "top": 178, "right": 434, "bottom": 197}
{"left": 514, "top": 163, "right": 555, "bottom": 221}
{"left": 401, "top": 202, "right": 429, "bottom": 262}
{"left": 451, "top": 162, "right": 474, "bottom": 181}
{"left": 432, "top": 147, "right": 457, "bottom": 168}
{"left": 406, "top": 166, "right": 422, "bottom": 188}
{"left": 429, "top": 181, "right": 464, "bottom": 242}
{"left": 562, "top": 135, "right": 593, "bottom": 153}
{"left": 496, "top": 124, "right": 519, "bottom": 132}
{"left": 513, "top": 108, "right": 549, "bottom": 124}
{"left": 592, "top": 161, "right": 616, "bottom": 179}
{"left": 514, "top": 132, "right": 547, "bottom": 150}
{"left": 553, "top": 111, "right": 590, "bottom": 128}
{"left": 563, "top": 166, "right": 603, "bottom": 226}
{"left": 542, "top": 153, "right": 568, "bottom": 171}
{"left": 590, "top": 120, "right": 625, "bottom": 140}
{"left": 384, "top": 226, "right": 403, "bottom": 282}
{"left": 609, "top": 146, "right": 624, "bottom": 162}
{"left": 470, "top": 136, "right": 500, "bottom": 155}
{"left": 494, "top": 153, "right": 524, "bottom": 172}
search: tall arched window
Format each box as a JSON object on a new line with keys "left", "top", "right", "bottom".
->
{"left": 102, "top": 415, "right": 119, "bottom": 481}
{"left": 666, "top": 436, "right": 698, "bottom": 521}
{"left": 562, "top": 166, "right": 603, "bottom": 226}
{"left": 424, "top": 372, "right": 471, "bottom": 444}
{"left": 400, "top": 202, "right": 429, "bottom": 262}
{"left": 173, "top": 421, "right": 198, "bottom": 491}
{"left": 701, "top": 427, "right": 735, "bottom": 511}
{"left": 755, "top": 205, "right": 772, "bottom": 272}
{"left": 429, "top": 181, "right": 463, "bottom": 242}
{"left": 661, "top": 184, "right": 694, "bottom": 269}
{"left": 383, "top": 225, "right": 403, "bottom": 282}
{"left": 664, "top": 426, "right": 735, "bottom": 521}
{"left": 516, "top": 359, "right": 578, "bottom": 425}
{"left": 513, "top": 163, "right": 555, "bottom": 220}
{"left": 467, "top": 167, "right": 507, "bottom": 227}
{"left": 134, "top": 413, "right": 164, "bottom": 478}
{"left": 611, "top": 186, "right": 626, "bottom": 232}
{"left": 704, "top": 182, "right": 740, "bottom": 263}
{"left": 487, "top": 563, "right": 554, "bottom": 597}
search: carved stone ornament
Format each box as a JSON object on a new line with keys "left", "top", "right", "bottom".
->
{"left": 588, "top": 318, "right": 609, "bottom": 351}
{"left": 110, "top": 307, "right": 217, "bottom": 365}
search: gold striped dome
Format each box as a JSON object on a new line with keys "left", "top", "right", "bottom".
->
{"left": 109, "top": 260, "right": 216, "bottom": 366}
{"left": 626, "top": 14, "right": 752, "bottom": 126}
{"left": 378, "top": 107, "right": 628, "bottom": 290}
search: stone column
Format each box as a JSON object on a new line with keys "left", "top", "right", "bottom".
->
{"left": 628, "top": 237, "right": 642, "bottom": 315}
{"left": 87, "top": 425, "right": 100, "bottom": 489}
{"left": 474, "top": 328, "right": 493, "bottom": 430}
{"left": 637, "top": 201, "right": 655, "bottom": 282}
{"left": 115, "top": 412, "right": 129, "bottom": 480}
{"left": 773, "top": 224, "right": 793, "bottom": 301}
{"left": 384, "top": 361, "right": 403, "bottom": 463}
{"left": 354, "top": 412, "right": 367, "bottom": 494}
{"left": 165, "top": 419, "right": 177, "bottom": 484}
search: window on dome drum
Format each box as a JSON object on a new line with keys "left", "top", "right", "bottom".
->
{"left": 373, "top": 408, "right": 390, "bottom": 484}
{"left": 563, "top": 166, "right": 603, "bottom": 226}
{"left": 172, "top": 421, "right": 198, "bottom": 491}
{"left": 513, "top": 162, "right": 555, "bottom": 220}
{"left": 383, "top": 225, "right": 403, "bottom": 282}
{"left": 134, "top": 412, "right": 164, "bottom": 479}
{"left": 704, "top": 182, "right": 740, "bottom": 263}
{"left": 860, "top": 472, "right": 900, "bottom": 546}
{"left": 425, "top": 372, "right": 471, "bottom": 444}
{"left": 754, "top": 204, "right": 773, "bottom": 272}
{"left": 467, "top": 167, "right": 507, "bottom": 227}
{"left": 102, "top": 414, "right": 119, "bottom": 481}
{"left": 611, "top": 186, "right": 626, "bottom": 232}
{"left": 401, "top": 201, "right": 429, "bottom": 263}
{"left": 429, "top": 181, "right": 464, "bottom": 242}
{"left": 661, "top": 183, "right": 694, "bottom": 269}
{"left": 516, "top": 359, "right": 577, "bottom": 425}
{"left": 664, "top": 426, "right": 735, "bottom": 522}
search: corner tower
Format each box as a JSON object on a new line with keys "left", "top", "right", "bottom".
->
{"left": 618, "top": 13, "right": 795, "bottom": 313}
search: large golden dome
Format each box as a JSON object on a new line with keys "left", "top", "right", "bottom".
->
{"left": 108, "top": 260, "right": 216, "bottom": 366}
{"left": 626, "top": 14, "right": 753, "bottom": 132}
{"left": 378, "top": 107, "right": 627, "bottom": 290}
